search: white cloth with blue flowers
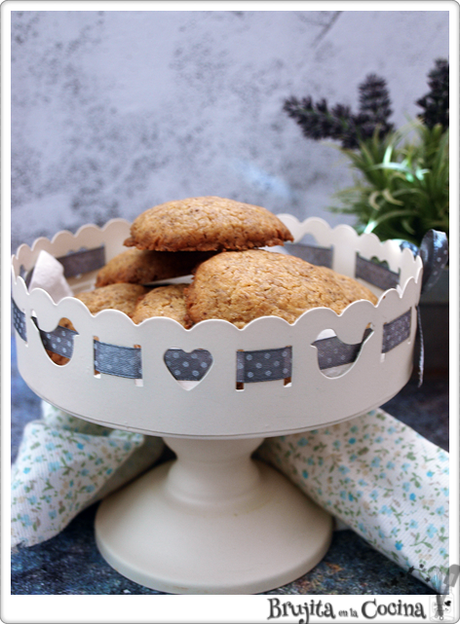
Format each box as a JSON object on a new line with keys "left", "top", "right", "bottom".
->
{"left": 257, "top": 407, "right": 449, "bottom": 593}
{"left": 11, "top": 402, "right": 449, "bottom": 593}
{"left": 11, "top": 402, "right": 164, "bottom": 547}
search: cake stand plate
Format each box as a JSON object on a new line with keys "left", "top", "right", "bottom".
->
{"left": 12, "top": 216, "right": 425, "bottom": 594}
{"left": 95, "top": 437, "right": 333, "bottom": 594}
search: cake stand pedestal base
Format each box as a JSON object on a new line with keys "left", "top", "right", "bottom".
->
{"left": 95, "top": 436, "right": 333, "bottom": 594}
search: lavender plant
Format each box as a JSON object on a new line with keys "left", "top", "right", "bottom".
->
{"left": 284, "top": 59, "right": 449, "bottom": 246}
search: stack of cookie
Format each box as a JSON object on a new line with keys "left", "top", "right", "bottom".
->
{"left": 60, "top": 196, "right": 378, "bottom": 331}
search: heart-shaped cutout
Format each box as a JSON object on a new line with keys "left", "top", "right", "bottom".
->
{"left": 164, "top": 348, "right": 213, "bottom": 385}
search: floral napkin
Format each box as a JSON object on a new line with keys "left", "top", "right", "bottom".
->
{"left": 11, "top": 401, "right": 449, "bottom": 593}
{"left": 11, "top": 402, "right": 164, "bottom": 548}
{"left": 257, "top": 407, "right": 450, "bottom": 593}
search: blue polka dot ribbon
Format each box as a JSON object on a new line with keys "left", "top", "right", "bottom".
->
{"left": 398, "top": 229, "right": 449, "bottom": 294}
{"left": 56, "top": 246, "right": 106, "bottom": 279}
{"left": 400, "top": 229, "right": 449, "bottom": 387}
{"left": 13, "top": 305, "right": 413, "bottom": 382}
{"left": 11, "top": 299, "right": 27, "bottom": 343}
{"left": 34, "top": 321, "right": 77, "bottom": 359}
{"left": 382, "top": 309, "right": 411, "bottom": 354}
{"left": 285, "top": 242, "right": 333, "bottom": 268}
{"left": 164, "top": 348, "right": 213, "bottom": 381}
{"left": 94, "top": 340, "right": 142, "bottom": 379}
{"left": 418, "top": 230, "right": 449, "bottom": 294}
{"left": 236, "top": 347, "right": 292, "bottom": 384}
{"left": 355, "top": 254, "right": 400, "bottom": 290}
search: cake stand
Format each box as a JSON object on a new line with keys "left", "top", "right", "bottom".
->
{"left": 11, "top": 216, "right": 423, "bottom": 594}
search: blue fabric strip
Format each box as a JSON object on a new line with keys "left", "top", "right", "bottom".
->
{"left": 236, "top": 347, "right": 292, "bottom": 383}
{"left": 37, "top": 323, "right": 77, "bottom": 358}
{"left": 285, "top": 243, "right": 333, "bottom": 268}
{"left": 312, "top": 328, "right": 373, "bottom": 370}
{"left": 93, "top": 340, "right": 142, "bottom": 379}
{"left": 382, "top": 309, "right": 411, "bottom": 354}
{"left": 11, "top": 299, "right": 414, "bottom": 382}
{"left": 355, "top": 254, "right": 400, "bottom": 290}
{"left": 418, "top": 230, "right": 449, "bottom": 294}
{"left": 12, "top": 299, "right": 27, "bottom": 342}
{"left": 56, "top": 246, "right": 106, "bottom": 278}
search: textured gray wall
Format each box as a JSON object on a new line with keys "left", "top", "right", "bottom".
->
{"left": 11, "top": 9, "right": 449, "bottom": 251}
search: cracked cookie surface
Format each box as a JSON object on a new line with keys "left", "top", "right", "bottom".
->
{"left": 124, "top": 196, "right": 293, "bottom": 252}
{"left": 132, "top": 284, "right": 188, "bottom": 327}
{"left": 75, "top": 283, "right": 149, "bottom": 317}
{"left": 185, "top": 250, "right": 378, "bottom": 328}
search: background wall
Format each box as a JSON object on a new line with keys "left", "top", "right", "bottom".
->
{"left": 11, "top": 9, "right": 449, "bottom": 251}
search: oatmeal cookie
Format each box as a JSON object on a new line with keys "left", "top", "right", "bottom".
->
{"left": 95, "top": 248, "right": 214, "bottom": 287}
{"left": 74, "top": 283, "right": 148, "bottom": 317}
{"left": 184, "top": 250, "right": 378, "bottom": 328}
{"left": 48, "top": 283, "right": 148, "bottom": 365}
{"left": 124, "top": 196, "right": 293, "bottom": 252}
{"left": 132, "top": 284, "right": 188, "bottom": 327}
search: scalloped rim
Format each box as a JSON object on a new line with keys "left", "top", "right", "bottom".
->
{"left": 11, "top": 216, "right": 423, "bottom": 332}
{"left": 11, "top": 218, "right": 131, "bottom": 279}
{"left": 11, "top": 217, "right": 424, "bottom": 437}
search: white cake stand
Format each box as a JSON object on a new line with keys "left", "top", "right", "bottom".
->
{"left": 11, "top": 216, "right": 423, "bottom": 594}
{"left": 94, "top": 435, "right": 333, "bottom": 595}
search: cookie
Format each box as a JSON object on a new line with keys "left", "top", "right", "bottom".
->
{"left": 123, "top": 196, "right": 293, "bottom": 252}
{"left": 75, "top": 283, "right": 148, "bottom": 318}
{"left": 184, "top": 250, "right": 378, "bottom": 328}
{"left": 131, "top": 284, "right": 188, "bottom": 327}
{"left": 48, "top": 283, "right": 148, "bottom": 365}
{"left": 95, "top": 248, "right": 214, "bottom": 287}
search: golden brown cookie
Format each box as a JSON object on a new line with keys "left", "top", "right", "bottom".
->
{"left": 124, "top": 196, "right": 293, "bottom": 252}
{"left": 184, "top": 250, "right": 378, "bottom": 328}
{"left": 47, "top": 283, "right": 148, "bottom": 365}
{"left": 95, "top": 248, "right": 215, "bottom": 287}
{"left": 75, "top": 283, "right": 148, "bottom": 317}
{"left": 132, "top": 284, "right": 188, "bottom": 327}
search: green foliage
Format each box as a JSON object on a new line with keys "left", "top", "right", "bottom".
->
{"left": 329, "top": 121, "right": 449, "bottom": 246}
